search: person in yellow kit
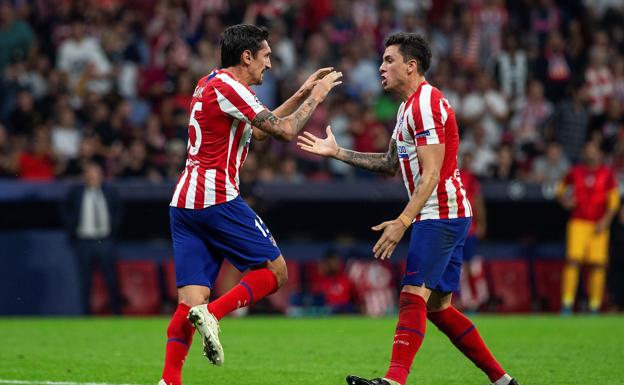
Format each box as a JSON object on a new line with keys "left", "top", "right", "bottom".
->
{"left": 557, "top": 141, "right": 620, "bottom": 314}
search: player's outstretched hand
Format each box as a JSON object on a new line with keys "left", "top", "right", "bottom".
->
{"left": 371, "top": 219, "right": 408, "bottom": 260}
{"left": 296, "top": 67, "right": 334, "bottom": 98}
{"left": 310, "top": 70, "right": 343, "bottom": 102}
{"left": 297, "top": 125, "right": 339, "bottom": 157}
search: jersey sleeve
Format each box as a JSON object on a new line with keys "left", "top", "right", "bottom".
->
{"left": 212, "top": 74, "right": 266, "bottom": 123}
{"left": 407, "top": 87, "right": 448, "bottom": 146}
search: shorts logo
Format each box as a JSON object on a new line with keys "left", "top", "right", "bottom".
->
{"left": 406, "top": 270, "right": 419, "bottom": 276}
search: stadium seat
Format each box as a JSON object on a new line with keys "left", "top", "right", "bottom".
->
{"left": 117, "top": 260, "right": 161, "bottom": 315}
{"left": 485, "top": 259, "right": 532, "bottom": 312}
{"left": 533, "top": 259, "right": 565, "bottom": 312}
{"left": 347, "top": 259, "right": 397, "bottom": 317}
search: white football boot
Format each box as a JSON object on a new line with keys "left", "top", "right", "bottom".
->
{"left": 187, "top": 304, "right": 224, "bottom": 366}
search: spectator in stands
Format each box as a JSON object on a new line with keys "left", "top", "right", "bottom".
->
{"left": 530, "top": 141, "right": 570, "bottom": 184}
{"left": 552, "top": 82, "right": 591, "bottom": 162}
{"left": 117, "top": 139, "right": 160, "bottom": 181}
{"left": 533, "top": 31, "right": 572, "bottom": 103}
{"left": 0, "top": 122, "right": 16, "bottom": 177}
{"left": 7, "top": 88, "right": 43, "bottom": 137}
{"left": 461, "top": 125, "right": 497, "bottom": 178}
{"left": 0, "top": 1, "right": 34, "bottom": 72}
{"left": 17, "top": 127, "right": 57, "bottom": 180}
{"left": 51, "top": 105, "right": 81, "bottom": 161}
{"left": 585, "top": 45, "right": 614, "bottom": 116}
{"left": 62, "top": 135, "right": 106, "bottom": 178}
{"left": 56, "top": 16, "right": 112, "bottom": 98}
{"left": 510, "top": 79, "right": 553, "bottom": 161}
{"left": 495, "top": 31, "right": 527, "bottom": 109}
{"left": 590, "top": 97, "right": 623, "bottom": 154}
{"left": 460, "top": 72, "right": 509, "bottom": 147}
{"left": 309, "top": 250, "right": 356, "bottom": 314}
{"left": 61, "top": 162, "right": 123, "bottom": 315}
{"left": 488, "top": 143, "right": 518, "bottom": 181}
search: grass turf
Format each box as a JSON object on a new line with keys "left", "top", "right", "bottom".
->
{"left": 0, "top": 315, "right": 623, "bottom": 385}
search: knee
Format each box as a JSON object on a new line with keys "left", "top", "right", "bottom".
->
{"left": 177, "top": 286, "right": 211, "bottom": 307}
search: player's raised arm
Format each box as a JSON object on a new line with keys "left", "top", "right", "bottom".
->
{"left": 252, "top": 67, "right": 334, "bottom": 141}
{"left": 251, "top": 71, "right": 342, "bottom": 142}
{"left": 297, "top": 125, "right": 399, "bottom": 176}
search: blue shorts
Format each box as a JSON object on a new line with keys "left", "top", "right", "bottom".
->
{"left": 170, "top": 196, "right": 281, "bottom": 288}
{"left": 462, "top": 234, "right": 478, "bottom": 262}
{"left": 402, "top": 217, "right": 471, "bottom": 293}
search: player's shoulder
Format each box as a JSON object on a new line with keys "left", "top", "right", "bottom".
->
{"left": 212, "top": 69, "right": 257, "bottom": 95}
{"left": 409, "top": 81, "right": 444, "bottom": 106}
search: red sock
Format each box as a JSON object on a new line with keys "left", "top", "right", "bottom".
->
{"left": 385, "top": 292, "right": 427, "bottom": 385}
{"left": 427, "top": 306, "right": 505, "bottom": 382}
{"left": 162, "top": 303, "right": 195, "bottom": 385}
{"left": 208, "top": 268, "right": 278, "bottom": 320}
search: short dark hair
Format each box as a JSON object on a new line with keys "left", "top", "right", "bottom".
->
{"left": 220, "top": 24, "right": 269, "bottom": 68}
{"left": 384, "top": 32, "right": 431, "bottom": 75}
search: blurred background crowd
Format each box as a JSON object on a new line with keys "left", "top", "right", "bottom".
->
{"left": 1, "top": 0, "right": 624, "bottom": 187}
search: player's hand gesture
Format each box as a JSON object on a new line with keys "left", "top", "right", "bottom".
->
{"left": 310, "top": 70, "right": 343, "bottom": 102}
{"left": 296, "top": 67, "right": 334, "bottom": 98}
{"left": 297, "top": 125, "right": 339, "bottom": 157}
{"left": 371, "top": 219, "right": 408, "bottom": 260}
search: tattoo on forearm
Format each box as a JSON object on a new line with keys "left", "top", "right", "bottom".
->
{"left": 287, "top": 97, "right": 318, "bottom": 135}
{"left": 336, "top": 139, "right": 399, "bottom": 175}
{"left": 251, "top": 97, "right": 319, "bottom": 141}
{"left": 252, "top": 110, "right": 281, "bottom": 136}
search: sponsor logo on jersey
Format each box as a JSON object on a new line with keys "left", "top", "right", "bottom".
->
{"left": 414, "top": 129, "right": 431, "bottom": 139}
{"left": 398, "top": 145, "right": 409, "bottom": 159}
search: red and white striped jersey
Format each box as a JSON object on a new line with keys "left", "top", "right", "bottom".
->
{"left": 170, "top": 69, "right": 266, "bottom": 209}
{"left": 392, "top": 81, "right": 472, "bottom": 221}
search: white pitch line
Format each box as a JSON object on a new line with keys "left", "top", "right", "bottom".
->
{"left": 0, "top": 380, "right": 144, "bottom": 385}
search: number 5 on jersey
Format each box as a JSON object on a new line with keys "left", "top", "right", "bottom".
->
{"left": 188, "top": 101, "right": 202, "bottom": 155}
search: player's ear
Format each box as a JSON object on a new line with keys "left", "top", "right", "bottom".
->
{"left": 407, "top": 58, "right": 418, "bottom": 75}
{"left": 241, "top": 49, "right": 253, "bottom": 65}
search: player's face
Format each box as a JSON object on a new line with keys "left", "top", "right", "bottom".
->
{"left": 250, "top": 40, "right": 272, "bottom": 85}
{"left": 379, "top": 45, "right": 407, "bottom": 92}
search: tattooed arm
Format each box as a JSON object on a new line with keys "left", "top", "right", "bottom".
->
{"left": 253, "top": 68, "right": 335, "bottom": 141}
{"left": 251, "top": 70, "right": 342, "bottom": 142}
{"left": 297, "top": 126, "right": 400, "bottom": 176}
{"left": 334, "top": 140, "right": 399, "bottom": 176}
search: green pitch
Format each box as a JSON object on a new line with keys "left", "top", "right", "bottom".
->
{"left": 0, "top": 315, "right": 623, "bottom": 385}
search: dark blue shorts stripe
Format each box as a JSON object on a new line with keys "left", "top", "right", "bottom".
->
{"left": 452, "top": 325, "right": 475, "bottom": 343}
{"left": 167, "top": 337, "right": 189, "bottom": 347}
{"left": 240, "top": 281, "right": 253, "bottom": 304}
{"left": 397, "top": 326, "right": 424, "bottom": 337}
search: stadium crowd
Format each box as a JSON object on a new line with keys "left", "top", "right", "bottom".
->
{"left": 1, "top": 0, "right": 624, "bottom": 187}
